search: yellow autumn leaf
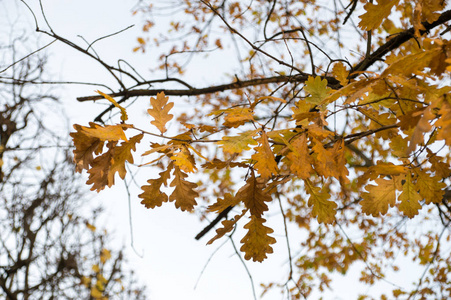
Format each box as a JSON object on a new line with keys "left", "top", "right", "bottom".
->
{"left": 207, "top": 193, "right": 241, "bottom": 213}
{"left": 207, "top": 209, "right": 247, "bottom": 245}
{"left": 251, "top": 131, "right": 279, "bottom": 179}
{"left": 139, "top": 164, "right": 173, "bottom": 208}
{"left": 169, "top": 167, "right": 199, "bottom": 211}
{"left": 414, "top": 169, "right": 446, "bottom": 204}
{"left": 80, "top": 276, "right": 91, "bottom": 287}
{"left": 147, "top": 92, "right": 174, "bottom": 134}
{"left": 86, "top": 134, "right": 142, "bottom": 192}
{"left": 332, "top": 62, "right": 349, "bottom": 86}
{"left": 361, "top": 177, "right": 399, "bottom": 217}
{"left": 96, "top": 90, "right": 128, "bottom": 122}
{"left": 219, "top": 130, "right": 258, "bottom": 154}
{"left": 240, "top": 216, "right": 276, "bottom": 262}
{"left": 90, "top": 286, "right": 103, "bottom": 299}
{"left": 92, "top": 264, "right": 100, "bottom": 273}
{"left": 235, "top": 171, "right": 272, "bottom": 218}
{"left": 170, "top": 145, "right": 197, "bottom": 173}
{"left": 435, "top": 99, "right": 451, "bottom": 145}
{"left": 286, "top": 133, "right": 313, "bottom": 179}
{"left": 358, "top": 0, "right": 399, "bottom": 31}
{"left": 304, "top": 76, "right": 332, "bottom": 105}
{"left": 398, "top": 173, "right": 422, "bottom": 218}
{"left": 77, "top": 122, "right": 128, "bottom": 142}
{"left": 305, "top": 180, "right": 336, "bottom": 224}
{"left": 209, "top": 107, "right": 254, "bottom": 128}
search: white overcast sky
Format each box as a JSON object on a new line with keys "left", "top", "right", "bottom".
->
{"left": 0, "top": 1, "right": 426, "bottom": 299}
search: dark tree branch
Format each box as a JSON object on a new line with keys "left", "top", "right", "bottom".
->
{"left": 77, "top": 74, "right": 340, "bottom": 101}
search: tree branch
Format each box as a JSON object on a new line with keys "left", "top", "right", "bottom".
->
{"left": 77, "top": 74, "right": 340, "bottom": 101}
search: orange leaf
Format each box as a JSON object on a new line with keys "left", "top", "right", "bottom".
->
{"left": 358, "top": 0, "right": 399, "bottom": 31}
{"left": 236, "top": 171, "right": 272, "bottom": 218}
{"left": 207, "top": 193, "right": 241, "bottom": 213}
{"left": 435, "top": 99, "right": 451, "bottom": 145}
{"left": 251, "top": 131, "right": 279, "bottom": 179}
{"left": 139, "top": 164, "right": 173, "bottom": 208}
{"left": 96, "top": 90, "right": 128, "bottom": 122}
{"left": 86, "top": 134, "right": 143, "bottom": 192}
{"left": 209, "top": 107, "right": 254, "bottom": 128}
{"left": 240, "top": 216, "right": 276, "bottom": 262}
{"left": 332, "top": 62, "right": 349, "bottom": 86}
{"left": 78, "top": 122, "right": 128, "bottom": 141}
{"left": 71, "top": 124, "right": 104, "bottom": 172}
{"left": 286, "top": 133, "right": 313, "bottom": 179}
{"left": 207, "top": 209, "right": 247, "bottom": 245}
{"left": 304, "top": 76, "right": 332, "bottom": 105}
{"left": 398, "top": 173, "right": 422, "bottom": 218}
{"left": 361, "top": 177, "right": 398, "bottom": 217}
{"left": 219, "top": 130, "right": 258, "bottom": 154}
{"left": 414, "top": 169, "right": 446, "bottom": 204}
{"left": 86, "top": 141, "right": 116, "bottom": 192}
{"left": 169, "top": 167, "right": 199, "bottom": 211}
{"left": 170, "top": 145, "right": 197, "bottom": 173}
{"left": 305, "top": 180, "right": 336, "bottom": 224}
{"left": 147, "top": 92, "right": 174, "bottom": 134}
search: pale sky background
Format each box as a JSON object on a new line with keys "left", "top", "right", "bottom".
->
{"left": 1, "top": 1, "right": 430, "bottom": 299}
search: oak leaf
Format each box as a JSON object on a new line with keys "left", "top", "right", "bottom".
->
{"left": 86, "top": 134, "right": 143, "bottom": 192}
{"left": 209, "top": 107, "right": 255, "bottom": 128}
{"left": 207, "top": 209, "right": 247, "bottom": 245}
{"left": 96, "top": 90, "right": 128, "bottom": 122}
{"left": 169, "top": 166, "right": 199, "bottom": 211}
{"left": 358, "top": 0, "right": 399, "bottom": 31}
{"left": 170, "top": 145, "right": 197, "bottom": 173}
{"left": 236, "top": 171, "right": 272, "bottom": 218}
{"left": 332, "top": 62, "right": 349, "bottom": 86}
{"left": 86, "top": 142, "right": 116, "bottom": 192}
{"left": 398, "top": 173, "right": 422, "bottom": 218}
{"left": 286, "top": 133, "right": 313, "bottom": 179}
{"left": 251, "top": 131, "right": 279, "bottom": 179}
{"left": 240, "top": 216, "right": 276, "bottom": 262}
{"left": 108, "top": 134, "right": 143, "bottom": 180}
{"left": 219, "top": 130, "right": 258, "bottom": 154}
{"left": 361, "top": 177, "right": 399, "bottom": 217}
{"left": 78, "top": 122, "right": 128, "bottom": 141}
{"left": 304, "top": 76, "right": 332, "bottom": 105}
{"left": 71, "top": 124, "right": 104, "bottom": 172}
{"left": 427, "top": 149, "right": 450, "bottom": 178}
{"left": 207, "top": 193, "right": 241, "bottom": 213}
{"left": 305, "top": 180, "right": 336, "bottom": 224}
{"left": 435, "top": 99, "right": 451, "bottom": 145}
{"left": 147, "top": 92, "right": 174, "bottom": 134}
{"left": 414, "top": 169, "right": 446, "bottom": 204}
{"left": 139, "top": 163, "right": 173, "bottom": 208}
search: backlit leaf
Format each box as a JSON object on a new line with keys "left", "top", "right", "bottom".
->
{"left": 235, "top": 171, "right": 272, "bottom": 218}
{"left": 240, "top": 216, "right": 276, "bottom": 262}
{"left": 207, "top": 209, "right": 247, "bottom": 245}
{"left": 96, "top": 90, "right": 128, "bottom": 122}
{"left": 208, "top": 193, "right": 241, "bottom": 213}
{"left": 251, "top": 131, "right": 279, "bottom": 179}
{"left": 358, "top": 0, "right": 399, "bottom": 31}
{"left": 286, "top": 133, "right": 313, "bottom": 179}
{"left": 398, "top": 173, "right": 422, "bottom": 218}
{"left": 361, "top": 178, "right": 399, "bottom": 217}
{"left": 147, "top": 92, "right": 174, "bottom": 134}
{"left": 139, "top": 163, "right": 173, "bottom": 208}
{"left": 219, "top": 130, "right": 258, "bottom": 154}
{"left": 169, "top": 166, "right": 199, "bottom": 211}
{"left": 304, "top": 76, "right": 332, "bottom": 105}
{"left": 305, "top": 180, "right": 336, "bottom": 224}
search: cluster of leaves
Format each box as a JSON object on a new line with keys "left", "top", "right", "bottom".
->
{"left": 66, "top": 0, "right": 451, "bottom": 298}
